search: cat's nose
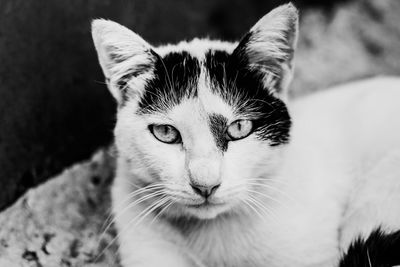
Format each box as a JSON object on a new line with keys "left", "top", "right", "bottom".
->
{"left": 190, "top": 183, "right": 220, "bottom": 199}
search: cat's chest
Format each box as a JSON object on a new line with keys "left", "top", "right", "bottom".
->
{"left": 180, "top": 199, "right": 342, "bottom": 267}
{"left": 181, "top": 217, "right": 269, "bottom": 267}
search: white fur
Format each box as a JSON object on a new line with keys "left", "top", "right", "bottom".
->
{"left": 155, "top": 38, "right": 236, "bottom": 60}
{"left": 92, "top": 4, "right": 400, "bottom": 267}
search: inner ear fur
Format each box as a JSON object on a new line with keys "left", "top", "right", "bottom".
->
{"left": 232, "top": 3, "right": 299, "bottom": 96}
{"left": 91, "top": 19, "right": 158, "bottom": 104}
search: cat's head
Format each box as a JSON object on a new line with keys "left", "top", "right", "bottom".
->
{"left": 92, "top": 3, "right": 298, "bottom": 220}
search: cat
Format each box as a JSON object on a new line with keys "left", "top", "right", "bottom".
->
{"left": 92, "top": 3, "right": 400, "bottom": 267}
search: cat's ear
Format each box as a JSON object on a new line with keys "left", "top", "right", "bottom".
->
{"left": 233, "top": 3, "right": 299, "bottom": 96}
{"left": 92, "top": 19, "right": 157, "bottom": 104}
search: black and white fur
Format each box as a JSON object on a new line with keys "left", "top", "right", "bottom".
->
{"left": 340, "top": 228, "right": 400, "bottom": 267}
{"left": 92, "top": 3, "right": 400, "bottom": 267}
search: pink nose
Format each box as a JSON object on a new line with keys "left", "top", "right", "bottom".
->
{"left": 190, "top": 183, "right": 220, "bottom": 199}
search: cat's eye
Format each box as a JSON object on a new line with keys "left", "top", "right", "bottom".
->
{"left": 226, "top": 119, "right": 254, "bottom": 141}
{"left": 149, "top": 124, "right": 181, "bottom": 144}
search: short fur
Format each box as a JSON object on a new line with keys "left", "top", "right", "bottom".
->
{"left": 92, "top": 3, "right": 400, "bottom": 267}
{"left": 339, "top": 228, "right": 400, "bottom": 267}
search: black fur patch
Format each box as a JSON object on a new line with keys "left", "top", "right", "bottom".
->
{"left": 208, "top": 113, "right": 229, "bottom": 151}
{"left": 340, "top": 227, "right": 400, "bottom": 267}
{"left": 137, "top": 51, "right": 201, "bottom": 114}
{"left": 204, "top": 48, "right": 291, "bottom": 146}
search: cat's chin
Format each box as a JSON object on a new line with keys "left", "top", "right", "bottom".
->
{"left": 183, "top": 203, "right": 232, "bottom": 220}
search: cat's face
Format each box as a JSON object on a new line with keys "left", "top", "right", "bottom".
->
{"left": 92, "top": 3, "right": 298, "bottom": 220}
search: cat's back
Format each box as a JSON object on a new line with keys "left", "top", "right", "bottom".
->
{"left": 290, "top": 76, "right": 400, "bottom": 159}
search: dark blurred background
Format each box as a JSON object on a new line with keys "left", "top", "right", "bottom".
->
{"left": 1, "top": 0, "right": 399, "bottom": 211}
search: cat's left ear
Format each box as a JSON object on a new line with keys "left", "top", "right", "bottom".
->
{"left": 233, "top": 3, "right": 299, "bottom": 96}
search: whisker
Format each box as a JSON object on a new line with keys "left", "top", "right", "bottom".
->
{"left": 97, "top": 185, "right": 171, "bottom": 258}
{"left": 150, "top": 199, "right": 174, "bottom": 225}
{"left": 241, "top": 198, "right": 264, "bottom": 220}
{"left": 245, "top": 189, "right": 288, "bottom": 209}
{"left": 116, "top": 184, "right": 167, "bottom": 208}
{"left": 246, "top": 182, "right": 296, "bottom": 203}
{"left": 101, "top": 190, "right": 166, "bottom": 237}
{"left": 95, "top": 194, "right": 167, "bottom": 262}
{"left": 101, "top": 183, "right": 168, "bottom": 231}
{"left": 247, "top": 178, "right": 289, "bottom": 186}
{"left": 134, "top": 196, "right": 171, "bottom": 227}
{"left": 246, "top": 194, "right": 279, "bottom": 224}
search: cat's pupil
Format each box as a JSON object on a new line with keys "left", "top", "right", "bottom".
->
{"left": 236, "top": 122, "right": 242, "bottom": 131}
{"left": 163, "top": 126, "right": 170, "bottom": 135}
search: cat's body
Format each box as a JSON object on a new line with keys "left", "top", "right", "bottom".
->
{"left": 112, "top": 77, "right": 400, "bottom": 267}
{"left": 92, "top": 4, "right": 400, "bottom": 267}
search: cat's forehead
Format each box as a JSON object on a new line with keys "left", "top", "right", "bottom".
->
{"left": 133, "top": 38, "right": 291, "bottom": 147}
{"left": 156, "top": 39, "right": 237, "bottom": 115}
{"left": 136, "top": 39, "right": 237, "bottom": 116}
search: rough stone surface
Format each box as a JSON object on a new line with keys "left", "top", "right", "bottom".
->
{"left": 1, "top": 0, "right": 400, "bottom": 266}
{"left": 0, "top": 148, "right": 119, "bottom": 266}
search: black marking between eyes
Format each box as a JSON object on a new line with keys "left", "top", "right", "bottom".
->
{"left": 208, "top": 114, "right": 229, "bottom": 151}
{"left": 204, "top": 48, "right": 291, "bottom": 146}
{"left": 137, "top": 51, "right": 201, "bottom": 114}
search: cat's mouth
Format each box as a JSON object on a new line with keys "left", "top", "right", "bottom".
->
{"left": 186, "top": 200, "right": 223, "bottom": 209}
{"left": 182, "top": 200, "right": 230, "bottom": 219}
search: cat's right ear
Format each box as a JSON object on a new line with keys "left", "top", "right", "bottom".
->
{"left": 91, "top": 19, "right": 156, "bottom": 104}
